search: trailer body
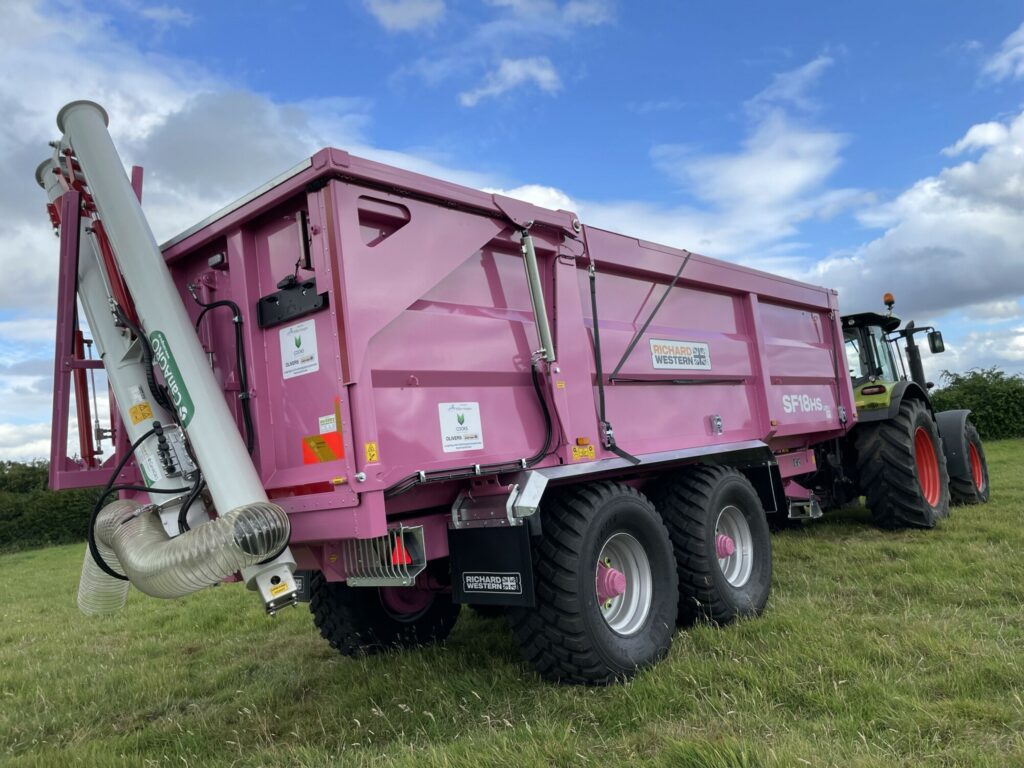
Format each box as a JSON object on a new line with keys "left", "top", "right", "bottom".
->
{"left": 90, "top": 148, "right": 856, "bottom": 572}
{"left": 43, "top": 114, "right": 858, "bottom": 681}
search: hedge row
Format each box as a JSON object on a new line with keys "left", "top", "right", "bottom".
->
{"left": 0, "top": 462, "right": 98, "bottom": 553}
{"left": 930, "top": 368, "right": 1024, "bottom": 441}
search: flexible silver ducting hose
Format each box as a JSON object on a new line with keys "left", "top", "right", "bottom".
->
{"left": 77, "top": 498, "right": 290, "bottom": 615}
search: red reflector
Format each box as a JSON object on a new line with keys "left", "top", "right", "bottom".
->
{"left": 391, "top": 537, "right": 412, "bottom": 566}
{"left": 862, "top": 385, "right": 887, "bottom": 395}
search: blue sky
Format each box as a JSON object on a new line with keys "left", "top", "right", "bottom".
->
{"left": 2, "top": 0, "right": 1024, "bottom": 459}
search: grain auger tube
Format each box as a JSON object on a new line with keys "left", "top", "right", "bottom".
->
{"left": 38, "top": 101, "right": 297, "bottom": 615}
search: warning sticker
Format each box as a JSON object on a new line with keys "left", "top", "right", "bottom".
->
{"left": 572, "top": 444, "right": 596, "bottom": 461}
{"left": 302, "top": 432, "right": 344, "bottom": 464}
{"left": 269, "top": 581, "right": 291, "bottom": 598}
{"left": 649, "top": 338, "right": 712, "bottom": 371}
{"left": 128, "top": 402, "right": 153, "bottom": 425}
{"left": 438, "top": 402, "right": 484, "bottom": 453}
{"left": 364, "top": 442, "right": 379, "bottom": 463}
{"left": 280, "top": 320, "right": 319, "bottom": 380}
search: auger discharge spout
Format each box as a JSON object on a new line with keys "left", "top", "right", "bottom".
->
{"left": 44, "top": 101, "right": 297, "bottom": 614}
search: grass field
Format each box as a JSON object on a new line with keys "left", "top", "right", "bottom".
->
{"left": 1, "top": 441, "right": 1022, "bottom": 767}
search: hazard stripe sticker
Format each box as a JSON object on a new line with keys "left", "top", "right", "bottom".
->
{"left": 302, "top": 432, "right": 344, "bottom": 464}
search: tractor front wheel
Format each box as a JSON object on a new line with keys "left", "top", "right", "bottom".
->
{"left": 950, "top": 421, "right": 990, "bottom": 505}
{"left": 856, "top": 398, "right": 951, "bottom": 529}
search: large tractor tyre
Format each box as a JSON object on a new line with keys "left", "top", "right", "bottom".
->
{"left": 855, "top": 398, "right": 951, "bottom": 529}
{"left": 651, "top": 466, "right": 772, "bottom": 627}
{"left": 309, "top": 572, "right": 460, "bottom": 656}
{"left": 507, "top": 482, "right": 677, "bottom": 685}
{"left": 950, "top": 421, "right": 990, "bottom": 505}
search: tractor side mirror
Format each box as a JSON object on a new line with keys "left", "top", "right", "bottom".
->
{"left": 928, "top": 330, "right": 945, "bottom": 354}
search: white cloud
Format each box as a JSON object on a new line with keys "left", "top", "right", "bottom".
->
{"left": 656, "top": 114, "right": 846, "bottom": 209}
{"left": 459, "top": 57, "right": 562, "bottom": 106}
{"left": 965, "top": 299, "right": 1024, "bottom": 321}
{"left": 403, "top": 0, "right": 612, "bottom": 95}
{"left": 563, "top": 0, "right": 615, "bottom": 26}
{"left": 942, "top": 121, "right": 1009, "bottom": 156}
{"left": 983, "top": 21, "right": 1024, "bottom": 81}
{"left": 815, "top": 110, "right": 1024, "bottom": 320}
{"left": 628, "top": 98, "right": 686, "bottom": 115}
{"left": 137, "top": 5, "right": 193, "bottom": 27}
{"left": 363, "top": 0, "right": 445, "bottom": 31}
{"left": 0, "top": 423, "right": 51, "bottom": 461}
{"left": 746, "top": 55, "right": 833, "bottom": 115}
{"left": 0, "top": 318, "right": 56, "bottom": 345}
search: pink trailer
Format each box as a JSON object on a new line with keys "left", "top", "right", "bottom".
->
{"left": 46, "top": 128, "right": 857, "bottom": 683}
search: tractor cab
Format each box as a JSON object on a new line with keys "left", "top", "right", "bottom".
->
{"left": 841, "top": 294, "right": 946, "bottom": 416}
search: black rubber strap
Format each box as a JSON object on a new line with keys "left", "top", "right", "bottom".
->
{"left": 589, "top": 264, "right": 640, "bottom": 466}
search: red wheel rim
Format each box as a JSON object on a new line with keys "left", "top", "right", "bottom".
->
{"left": 969, "top": 442, "right": 985, "bottom": 492}
{"left": 914, "top": 427, "right": 941, "bottom": 507}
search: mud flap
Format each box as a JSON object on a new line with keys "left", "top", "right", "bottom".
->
{"left": 449, "top": 524, "right": 535, "bottom": 607}
{"left": 935, "top": 409, "right": 971, "bottom": 481}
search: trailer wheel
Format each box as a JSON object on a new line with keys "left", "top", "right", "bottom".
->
{"left": 855, "top": 398, "right": 950, "bottom": 529}
{"left": 507, "top": 482, "right": 677, "bottom": 685}
{"left": 950, "top": 421, "right": 989, "bottom": 505}
{"left": 652, "top": 466, "right": 772, "bottom": 626}
{"left": 309, "top": 572, "right": 460, "bottom": 656}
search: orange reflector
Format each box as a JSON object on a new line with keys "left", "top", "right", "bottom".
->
{"left": 575, "top": 437, "right": 590, "bottom": 446}
{"left": 391, "top": 537, "right": 412, "bottom": 566}
{"left": 862, "top": 385, "right": 887, "bottom": 395}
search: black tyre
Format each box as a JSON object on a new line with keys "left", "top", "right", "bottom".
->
{"left": 855, "top": 398, "right": 950, "bottom": 529}
{"left": 950, "top": 421, "right": 990, "bottom": 505}
{"left": 309, "top": 572, "right": 460, "bottom": 656}
{"left": 651, "top": 465, "right": 772, "bottom": 626}
{"left": 507, "top": 482, "right": 677, "bottom": 685}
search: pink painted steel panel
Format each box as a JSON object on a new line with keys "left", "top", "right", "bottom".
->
{"left": 155, "top": 147, "right": 857, "bottom": 549}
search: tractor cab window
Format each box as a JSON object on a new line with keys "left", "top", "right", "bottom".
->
{"left": 867, "top": 325, "right": 899, "bottom": 382}
{"left": 844, "top": 334, "right": 867, "bottom": 380}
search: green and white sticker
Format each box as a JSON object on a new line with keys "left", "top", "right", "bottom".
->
{"left": 280, "top": 320, "right": 320, "bottom": 380}
{"left": 149, "top": 331, "right": 195, "bottom": 427}
{"left": 438, "top": 402, "right": 483, "bottom": 453}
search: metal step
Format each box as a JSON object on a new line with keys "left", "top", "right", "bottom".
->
{"left": 787, "top": 497, "right": 823, "bottom": 520}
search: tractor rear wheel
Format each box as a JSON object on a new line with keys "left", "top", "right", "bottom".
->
{"left": 855, "top": 398, "right": 950, "bottom": 529}
{"left": 950, "top": 421, "right": 990, "bottom": 505}
{"left": 309, "top": 572, "right": 460, "bottom": 656}
{"left": 651, "top": 465, "right": 772, "bottom": 626}
{"left": 507, "top": 481, "right": 677, "bottom": 685}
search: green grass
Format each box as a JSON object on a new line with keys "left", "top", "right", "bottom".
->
{"left": 2, "top": 442, "right": 1023, "bottom": 767}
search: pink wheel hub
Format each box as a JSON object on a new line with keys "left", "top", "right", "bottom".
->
{"left": 596, "top": 562, "right": 627, "bottom": 603}
{"left": 379, "top": 586, "right": 433, "bottom": 617}
{"left": 716, "top": 533, "right": 736, "bottom": 559}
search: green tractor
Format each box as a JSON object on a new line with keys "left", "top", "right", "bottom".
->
{"left": 813, "top": 293, "right": 989, "bottom": 529}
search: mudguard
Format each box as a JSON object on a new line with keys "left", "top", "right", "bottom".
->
{"left": 935, "top": 409, "right": 973, "bottom": 480}
{"left": 855, "top": 380, "right": 931, "bottom": 424}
